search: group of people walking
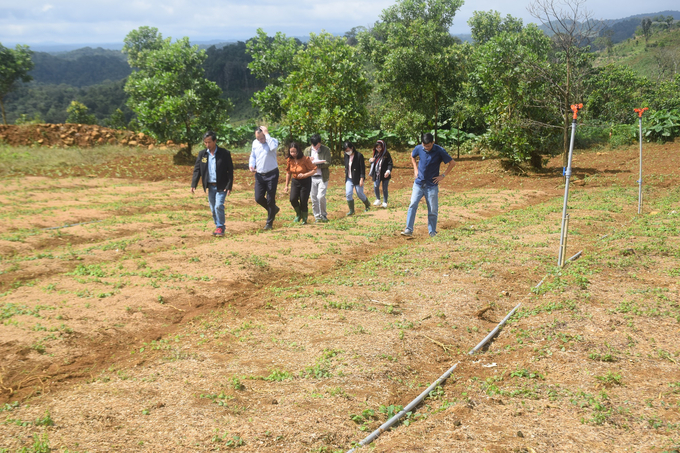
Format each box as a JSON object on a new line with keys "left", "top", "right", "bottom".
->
{"left": 191, "top": 127, "right": 454, "bottom": 237}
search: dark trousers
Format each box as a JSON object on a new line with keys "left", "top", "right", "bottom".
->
{"left": 255, "top": 168, "right": 279, "bottom": 224}
{"left": 290, "top": 177, "right": 312, "bottom": 212}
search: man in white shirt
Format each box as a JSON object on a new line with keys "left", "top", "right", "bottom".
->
{"left": 249, "top": 126, "right": 280, "bottom": 230}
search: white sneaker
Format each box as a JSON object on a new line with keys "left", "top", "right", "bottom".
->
{"left": 381, "top": 202, "right": 388, "bottom": 208}
{"left": 372, "top": 199, "right": 381, "bottom": 206}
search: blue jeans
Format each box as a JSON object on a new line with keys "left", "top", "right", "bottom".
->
{"left": 405, "top": 183, "right": 439, "bottom": 235}
{"left": 208, "top": 185, "right": 227, "bottom": 228}
{"left": 373, "top": 179, "right": 389, "bottom": 202}
{"left": 345, "top": 179, "right": 368, "bottom": 202}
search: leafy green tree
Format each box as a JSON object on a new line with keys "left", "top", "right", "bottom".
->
{"left": 528, "top": 0, "right": 600, "bottom": 165}
{"left": 66, "top": 100, "right": 97, "bottom": 124}
{"left": 123, "top": 27, "right": 231, "bottom": 156}
{"left": 665, "top": 15, "right": 675, "bottom": 32}
{"left": 0, "top": 43, "right": 34, "bottom": 125}
{"left": 649, "top": 74, "right": 680, "bottom": 111}
{"left": 246, "top": 29, "right": 301, "bottom": 123}
{"left": 584, "top": 65, "right": 651, "bottom": 124}
{"left": 282, "top": 32, "right": 371, "bottom": 158}
{"left": 105, "top": 108, "right": 127, "bottom": 130}
{"left": 469, "top": 24, "right": 561, "bottom": 167}
{"left": 468, "top": 10, "right": 523, "bottom": 45}
{"left": 640, "top": 18, "right": 653, "bottom": 43}
{"left": 358, "top": 0, "right": 466, "bottom": 142}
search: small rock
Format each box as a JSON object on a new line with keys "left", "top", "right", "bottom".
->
{"left": 517, "top": 431, "right": 524, "bottom": 438}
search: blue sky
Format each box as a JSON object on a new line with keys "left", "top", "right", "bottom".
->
{"left": 1, "top": 0, "right": 678, "bottom": 46}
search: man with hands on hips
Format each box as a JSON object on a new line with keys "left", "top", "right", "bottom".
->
{"left": 401, "top": 132, "right": 455, "bottom": 238}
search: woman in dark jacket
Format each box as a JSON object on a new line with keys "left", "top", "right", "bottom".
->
{"left": 369, "top": 139, "right": 393, "bottom": 208}
{"left": 343, "top": 141, "right": 371, "bottom": 216}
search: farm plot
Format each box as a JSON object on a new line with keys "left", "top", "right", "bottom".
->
{"left": 1, "top": 143, "right": 679, "bottom": 452}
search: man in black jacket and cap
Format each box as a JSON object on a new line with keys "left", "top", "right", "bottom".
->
{"left": 191, "top": 131, "right": 234, "bottom": 237}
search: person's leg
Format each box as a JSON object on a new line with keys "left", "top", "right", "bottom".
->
{"left": 345, "top": 179, "right": 354, "bottom": 201}
{"left": 265, "top": 170, "right": 279, "bottom": 224}
{"left": 424, "top": 185, "right": 439, "bottom": 236}
{"left": 404, "top": 183, "right": 425, "bottom": 233}
{"left": 310, "top": 178, "right": 321, "bottom": 220}
{"left": 290, "top": 178, "right": 301, "bottom": 221}
{"left": 355, "top": 183, "right": 368, "bottom": 202}
{"left": 373, "top": 180, "right": 381, "bottom": 205}
{"left": 254, "top": 173, "right": 268, "bottom": 212}
{"left": 355, "top": 183, "right": 370, "bottom": 210}
{"left": 345, "top": 179, "right": 355, "bottom": 215}
{"left": 208, "top": 185, "right": 218, "bottom": 228}
{"left": 299, "top": 178, "right": 312, "bottom": 224}
{"left": 318, "top": 178, "right": 328, "bottom": 220}
{"left": 214, "top": 190, "right": 227, "bottom": 229}
{"left": 382, "top": 179, "right": 389, "bottom": 204}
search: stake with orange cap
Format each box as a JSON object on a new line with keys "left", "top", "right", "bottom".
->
{"left": 557, "top": 103, "right": 583, "bottom": 267}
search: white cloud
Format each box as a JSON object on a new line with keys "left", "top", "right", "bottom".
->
{"left": 0, "top": 0, "right": 678, "bottom": 44}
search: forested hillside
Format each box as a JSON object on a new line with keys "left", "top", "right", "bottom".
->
{"left": 2, "top": 5, "right": 680, "bottom": 168}
{"left": 2, "top": 42, "right": 261, "bottom": 125}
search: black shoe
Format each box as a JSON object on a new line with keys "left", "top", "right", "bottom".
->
{"left": 263, "top": 223, "right": 273, "bottom": 231}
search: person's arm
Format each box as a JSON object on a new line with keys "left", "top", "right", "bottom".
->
{"left": 411, "top": 154, "right": 418, "bottom": 179}
{"left": 359, "top": 154, "right": 366, "bottom": 187}
{"left": 260, "top": 126, "right": 278, "bottom": 153}
{"left": 304, "top": 157, "right": 318, "bottom": 177}
{"left": 384, "top": 152, "right": 393, "bottom": 177}
{"left": 224, "top": 150, "right": 234, "bottom": 195}
{"left": 316, "top": 146, "right": 331, "bottom": 168}
{"left": 249, "top": 142, "right": 257, "bottom": 172}
{"left": 284, "top": 171, "right": 291, "bottom": 193}
{"left": 191, "top": 151, "right": 202, "bottom": 194}
{"left": 433, "top": 159, "right": 456, "bottom": 185}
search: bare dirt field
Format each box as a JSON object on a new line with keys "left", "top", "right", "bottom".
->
{"left": 1, "top": 137, "right": 679, "bottom": 453}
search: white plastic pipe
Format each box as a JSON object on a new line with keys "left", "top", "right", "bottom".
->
{"left": 346, "top": 302, "right": 522, "bottom": 453}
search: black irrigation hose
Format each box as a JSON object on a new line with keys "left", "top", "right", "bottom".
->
{"left": 346, "top": 302, "right": 522, "bottom": 453}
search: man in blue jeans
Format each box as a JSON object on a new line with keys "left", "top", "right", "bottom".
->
{"left": 401, "top": 133, "right": 455, "bottom": 238}
{"left": 191, "top": 131, "right": 234, "bottom": 237}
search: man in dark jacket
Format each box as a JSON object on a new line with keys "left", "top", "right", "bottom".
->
{"left": 191, "top": 131, "right": 234, "bottom": 237}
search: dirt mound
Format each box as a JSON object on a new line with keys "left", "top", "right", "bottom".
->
{"left": 0, "top": 124, "right": 161, "bottom": 149}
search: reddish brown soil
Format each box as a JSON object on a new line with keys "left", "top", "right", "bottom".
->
{"left": 0, "top": 138, "right": 679, "bottom": 453}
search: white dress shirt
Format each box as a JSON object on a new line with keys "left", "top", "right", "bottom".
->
{"left": 249, "top": 134, "right": 279, "bottom": 174}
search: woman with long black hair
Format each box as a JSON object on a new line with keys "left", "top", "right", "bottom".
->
{"left": 369, "top": 139, "right": 393, "bottom": 208}
{"left": 283, "top": 142, "right": 317, "bottom": 225}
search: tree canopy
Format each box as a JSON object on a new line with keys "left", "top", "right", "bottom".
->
{"left": 247, "top": 29, "right": 370, "bottom": 158}
{"left": 122, "top": 27, "right": 231, "bottom": 154}
{"left": 0, "top": 43, "right": 34, "bottom": 125}
{"left": 358, "top": 0, "right": 466, "bottom": 142}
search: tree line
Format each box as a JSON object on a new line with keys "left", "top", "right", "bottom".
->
{"left": 2, "top": 0, "right": 680, "bottom": 167}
